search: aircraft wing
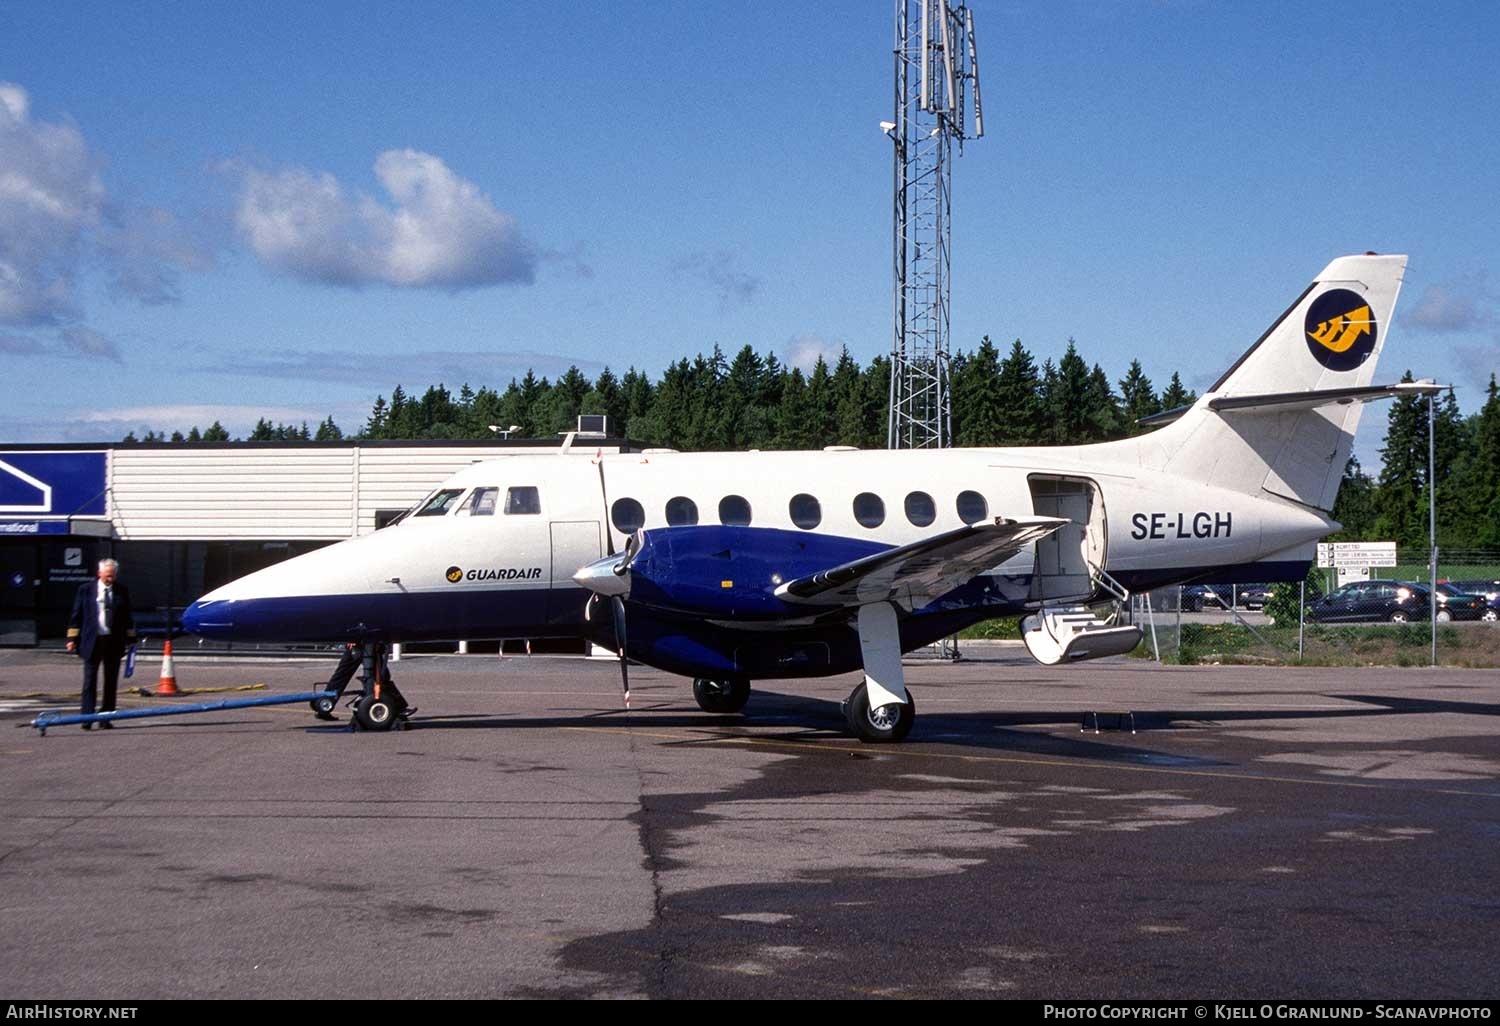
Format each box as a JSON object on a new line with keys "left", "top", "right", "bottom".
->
{"left": 773, "top": 516, "right": 1066, "bottom": 609}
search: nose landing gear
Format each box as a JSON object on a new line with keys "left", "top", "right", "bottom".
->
{"left": 314, "top": 642, "right": 414, "bottom": 731}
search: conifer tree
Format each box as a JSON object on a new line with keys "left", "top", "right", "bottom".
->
{"left": 1117, "top": 359, "right": 1160, "bottom": 433}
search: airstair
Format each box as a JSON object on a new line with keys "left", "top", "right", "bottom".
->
{"left": 1021, "top": 564, "right": 1142, "bottom": 665}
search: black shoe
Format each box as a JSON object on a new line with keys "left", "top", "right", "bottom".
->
{"left": 80, "top": 723, "right": 93, "bottom": 731}
{"left": 314, "top": 711, "right": 338, "bottom": 721}
{"left": 99, "top": 721, "right": 114, "bottom": 729}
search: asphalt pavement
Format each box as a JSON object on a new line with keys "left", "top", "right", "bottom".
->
{"left": 1, "top": 646, "right": 1496, "bottom": 999}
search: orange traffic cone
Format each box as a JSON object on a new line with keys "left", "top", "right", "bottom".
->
{"left": 155, "top": 638, "right": 181, "bottom": 695}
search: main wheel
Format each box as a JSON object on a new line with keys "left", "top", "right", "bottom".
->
{"left": 1483, "top": 609, "right": 1498, "bottom": 623}
{"left": 1435, "top": 609, "right": 1453, "bottom": 623}
{"left": 844, "top": 682, "right": 915, "bottom": 743}
{"left": 693, "top": 677, "right": 750, "bottom": 714}
{"left": 1389, "top": 610, "right": 1410, "bottom": 624}
{"left": 353, "top": 694, "right": 399, "bottom": 731}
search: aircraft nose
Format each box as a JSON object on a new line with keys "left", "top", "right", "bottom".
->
{"left": 181, "top": 598, "right": 232, "bottom": 637}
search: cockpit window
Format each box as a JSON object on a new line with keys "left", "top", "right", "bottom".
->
{"left": 414, "top": 488, "right": 466, "bottom": 517}
{"left": 505, "top": 486, "right": 541, "bottom": 515}
{"left": 458, "top": 487, "right": 499, "bottom": 516}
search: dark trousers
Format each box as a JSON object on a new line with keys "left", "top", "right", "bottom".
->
{"left": 81, "top": 642, "right": 125, "bottom": 716}
{"left": 325, "top": 646, "right": 362, "bottom": 700}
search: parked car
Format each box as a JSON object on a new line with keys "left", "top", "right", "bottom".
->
{"left": 1180, "top": 583, "right": 1273, "bottom": 611}
{"left": 1434, "top": 582, "right": 1493, "bottom": 622}
{"left": 1305, "top": 579, "right": 1482, "bottom": 623}
{"left": 1445, "top": 579, "right": 1500, "bottom": 623}
{"left": 1181, "top": 585, "right": 1228, "bottom": 612}
{"left": 1238, "top": 584, "right": 1275, "bottom": 610}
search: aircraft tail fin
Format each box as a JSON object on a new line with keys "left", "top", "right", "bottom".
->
{"left": 1155, "top": 253, "right": 1408, "bottom": 512}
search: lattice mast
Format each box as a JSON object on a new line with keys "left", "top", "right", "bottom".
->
{"left": 886, "top": 0, "right": 984, "bottom": 449}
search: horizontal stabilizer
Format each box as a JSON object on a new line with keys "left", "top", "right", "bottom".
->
{"left": 1206, "top": 380, "right": 1445, "bottom": 415}
{"left": 775, "top": 516, "right": 1065, "bottom": 608}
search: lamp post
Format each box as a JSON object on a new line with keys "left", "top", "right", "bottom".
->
{"left": 1428, "top": 392, "right": 1437, "bottom": 667}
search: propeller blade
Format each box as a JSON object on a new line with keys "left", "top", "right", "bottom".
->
{"left": 611, "top": 595, "right": 630, "bottom": 708}
{"left": 594, "top": 450, "right": 615, "bottom": 557}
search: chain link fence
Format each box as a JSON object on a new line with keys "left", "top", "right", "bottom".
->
{"left": 1127, "top": 550, "right": 1500, "bottom": 667}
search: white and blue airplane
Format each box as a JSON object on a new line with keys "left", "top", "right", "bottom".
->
{"left": 184, "top": 253, "right": 1435, "bottom": 740}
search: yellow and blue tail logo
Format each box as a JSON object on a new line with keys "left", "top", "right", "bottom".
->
{"left": 1304, "top": 288, "right": 1377, "bottom": 371}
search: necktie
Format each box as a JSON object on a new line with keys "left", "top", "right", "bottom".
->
{"left": 104, "top": 587, "right": 113, "bottom": 631}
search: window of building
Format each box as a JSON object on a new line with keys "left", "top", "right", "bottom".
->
{"left": 789, "top": 493, "right": 821, "bottom": 530}
{"left": 458, "top": 486, "right": 499, "bottom": 516}
{"left": 504, "top": 486, "right": 541, "bottom": 515}
{"left": 665, "top": 496, "right": 699, "bottom": 526}
{"left": 719, "top": 495, "right": 752, "bottom": 526}
{"left": 611, "top": 497, "right": 645, "bottom": 533}
{"left": 853, "top": 492, "right": 885, "bottom": 528}
{"left": 956, "top": 490, "right": 988, "bottom": 525}
{"left": 904, "top": 491, "right": 936, "bottom": 527}
{"left": 414, "top": 488, "right": 466, "bottom": 517}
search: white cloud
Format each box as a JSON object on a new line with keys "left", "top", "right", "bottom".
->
{"left": 783, "top": 333, "right": 844, "bottom": 373}
{"left": 0, "top": 81, "right": 211, "bottom": 333}
{"left": 1404, "top": 275, "right": 1494, "bottom": 334}
{"left": 96, "top": 204, "right": 215, "bottom": 305}
{"left": 673, "top": 251, "right": 761, "bottom": 312}
{"left": 0, "top": 82, "right": 104, "bottom": 325}
{"left": 235, "top": 150, "right": 537, "bottom": 290}
{"left": 201, "top": 346, "right": 602, "bottom": 385}
{"left": 0, "top": 332, "right": 46, "bottom": 355}
{"left": 0, "top": 324, "right": 121, "bottom": 361}
{"left": 66, "top": 402, "right": 360, "bottom": 441}
{"left": 59, "top": 325, "right": 121, "bottom": 361}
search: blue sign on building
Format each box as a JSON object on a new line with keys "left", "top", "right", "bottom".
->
{"left": 0, "top": 451, "right": 108, "bottom": 517}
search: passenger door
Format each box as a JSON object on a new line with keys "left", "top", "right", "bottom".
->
{"left": 1027, "top": 475, "right": 1106, "bottom": 603}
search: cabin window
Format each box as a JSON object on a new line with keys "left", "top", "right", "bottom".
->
{"left": 789, "top": 493, "right": 821, "bottom": 530}
{"left": 956, "top": 490, "right": 987, "bottom": 525}
{"left": 611, "top": 497, "right": 646, "bottom": 533}
{"left": 853, "top": 492, "right": 885, "bottom": 528}
{"left": 904, "top": 491, "right": 936, "bottom": 527}
{"left": 457, "top": 487, "right": 499, "bottom": 516}
{"left": 504, "top": 486, "right": 541, "bottom": 515}
{"left": 719, "top": 495, "right": 752, "bottom": 526}
{"left": 414, "top": 488, "right": 466, "bottom": 517}
{"left": 665, "top": 496, "right": 699, "bottom": 526}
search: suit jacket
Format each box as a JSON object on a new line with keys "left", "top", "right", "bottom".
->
{"left": 68, "top": 580, "right": 136, "bottom": 661}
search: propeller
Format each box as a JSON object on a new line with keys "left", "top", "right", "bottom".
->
{"left": 610, "top": 594, "right": 629, "bottom": 708}
{"left": 589, "top": 448, "right": 629, "bottom": 706}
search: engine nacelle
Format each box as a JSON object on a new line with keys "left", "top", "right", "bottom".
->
{"left": 622, "top": 525, "right": 887, "bottom": 620}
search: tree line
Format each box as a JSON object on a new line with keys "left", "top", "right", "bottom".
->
{"left": 121, "top": 340, "right": 1499, "bottom": 551}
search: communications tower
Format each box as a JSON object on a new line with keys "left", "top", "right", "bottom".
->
{"left": 886, "top": 0, "right": 984, "bottom": 449}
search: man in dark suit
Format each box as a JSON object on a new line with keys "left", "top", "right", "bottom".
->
{"left": 66, "top": 558, "right": 136, "bottom": 729}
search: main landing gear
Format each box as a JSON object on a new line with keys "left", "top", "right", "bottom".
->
{"left": 692, "top": 677, "right": 750, "bottom": 714}
{"left": 842, "top": 680, "right": 915, "bottom": 742}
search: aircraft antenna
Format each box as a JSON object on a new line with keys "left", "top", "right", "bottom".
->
{"left": 886, "top": 0, "right": 984, "bottom": 450}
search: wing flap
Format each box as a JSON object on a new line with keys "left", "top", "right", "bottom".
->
{"left": 773, "top": 516, "right": 1066, "bottom": 608}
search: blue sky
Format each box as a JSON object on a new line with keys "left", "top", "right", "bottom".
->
{"left": 2, "top": 1, "right": 1496, "bottom": 462}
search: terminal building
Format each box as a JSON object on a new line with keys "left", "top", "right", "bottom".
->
{"left": 0, "top": 434, "right": 631, "bottom": 646}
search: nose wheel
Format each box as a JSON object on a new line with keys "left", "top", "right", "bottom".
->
{"left": 345, "top": 643, "right": 414, "bottom": 732}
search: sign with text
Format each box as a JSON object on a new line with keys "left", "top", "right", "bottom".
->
{"left": 1317, "top": 542, "right": 1397, "bottom": 569}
